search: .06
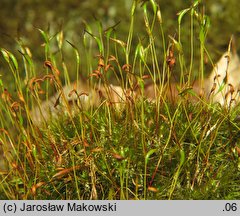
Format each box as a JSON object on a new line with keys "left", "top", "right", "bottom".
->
{"left": 224, "top": 203, "right": 237, "bottom": 212}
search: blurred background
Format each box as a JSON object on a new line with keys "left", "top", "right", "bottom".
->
{"left": 0, "top": 0, "right": 240, "bottom": 91}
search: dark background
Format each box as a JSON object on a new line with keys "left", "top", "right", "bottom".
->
{"left": 0, "top": 0, "right": 240, "bottom": 91}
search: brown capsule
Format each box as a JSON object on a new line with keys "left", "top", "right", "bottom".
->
{"left": 31, "top": 182, "right": 45, "bottom": 196}
{"left": 210, "top": 83, "right": 217, "bottom": 95}
{"left": 112, "top": 153, "right": 125, "bottom": 161}
{"left": 91, "top": 147, "right": 103, "bottom": 153}
{"left": 213, "top": 74, "right": 221, "bottom": 82}
{"left": 142, "top": 75, "right": 151, "bottom": 80}
{"left": 228, "top": 83, "right": 235, "bottom": 94}
{"left": 236, "top": 146, "right": 240, "bottom": 157}
{"left": 148, "top": 186, "right": 158, "bottom": 192}
{"left": 97, "top": 55, "right": 105, "bottom": 68}
{"left": 122, "top": 64, "right": 132, "bottom": 73}
{"left": 52, "top": 166, "right": 81, "bottom": 179}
